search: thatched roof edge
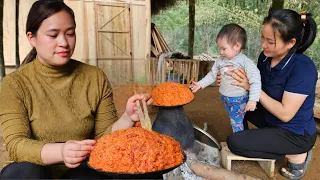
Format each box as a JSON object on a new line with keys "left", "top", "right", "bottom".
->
{"left": 151, "top": 0, "right": 180, "bottom": 15}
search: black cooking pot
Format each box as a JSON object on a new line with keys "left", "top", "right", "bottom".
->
{"left": 152, "top": 105, "right": 195, "bottom": 149}
{"left": 87, "top": 153, "right": 186, "bottom": 179}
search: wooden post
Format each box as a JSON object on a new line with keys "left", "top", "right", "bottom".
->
{"left": 186, "top": 61, "right": 190, "bottom": 85}
{"left": 15, "top": 0, "right": 20, "bottom": 69}
{"left": 176, "top": 61, "right": 179, "bottom": 82}
{"left": 94, "top": 0, "right": 99, "bottom": 67}
{"left": 188, "top": 0, "right": 195, "bottom": 58}
{"left": 0, "top": 0, "right": 6, "bottom": 80}
{"left": 145, "top": 0, "right": 151, "bottom": 59}
{"left": 167, "top": 60, "right": 171, "bottom": 82}
{"left": 129, "top": 3, "right": 134, "bottom": 84}
{"left": 81, "top": 0, "right": 88, "bottom": 64}
{"left": 161, "top": 58, "right": 165, "bottom": 83}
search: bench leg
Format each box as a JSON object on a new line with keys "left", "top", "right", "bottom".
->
{"left": 221, "top": 149, "right": 232, "bottom": 170}
{"left": 258, "top": 160, "right": 275, "bottom": 178}
{"left": 226, "top": 159, "right": 232, "bottom": 170}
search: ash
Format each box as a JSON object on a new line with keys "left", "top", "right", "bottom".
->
{"left": 163, "top": 140, "right": 221, "bottom": 180}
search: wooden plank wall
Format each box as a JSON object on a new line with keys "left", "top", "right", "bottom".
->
{"left": 96, "top": 3, "right": 131, "bottom": 60}
{"left": 63, "top": 0, "right": 149, "bottom": 64}
{"left": 18, "top": 0, "right": 37, "bottom": 64}
{"left": 3, "top": 0, "right": 37, "bottom": 66}
{"left": 3, "top": 0, "right": 15, "bottom": 66}
{"left": 3, "top": 0, "right": 149, "bottom": 67}
{"left": 4, "top": 0, "right": 36, "bottom": 66}
{"left": 64, "top": 0, "right": 95, "bottom": 65}
{"left": 92, "top": 0, "right": 149, "bottom": 86}
{"left": 3, "top": 0, "right": 155, "bottom": 89}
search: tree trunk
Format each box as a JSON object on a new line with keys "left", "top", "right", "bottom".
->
{"left": 188, "top": 0, "right": 195, "bottom": 58}
{"left": 272, "top": 0, "right": 284, "bottom": 10}
{"left": 205, "top": 32, "right": 209, "bottom": 54}
{"left": 0, "top": 0, "right": 6, "bottom": 81}
{"left": 16, "top": 0, "right": 20, "bottom": 69}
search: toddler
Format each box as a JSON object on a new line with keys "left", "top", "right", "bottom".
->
{"left": 190, "top": 23, "right": 261, "bottom": 133}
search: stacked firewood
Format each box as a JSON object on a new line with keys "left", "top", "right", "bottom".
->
{"left": 193, "top": 53, "right": 217, "bottom": 61}
{"left": 151, "top": 23, "right": 171, "bottom": 57}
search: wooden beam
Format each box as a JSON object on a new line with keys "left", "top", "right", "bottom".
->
{"left": 151, "top": 45, "right": 159, "bottom": 57}
{"left": 152, "top": 30, "right": 163, "bottom": 54}
{"left": 145, "top": 0, "right": 151, "bottom": 59}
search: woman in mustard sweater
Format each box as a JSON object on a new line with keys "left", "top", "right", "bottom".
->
{"left": 0, "top": 0, "right": 151, "bottom": 178}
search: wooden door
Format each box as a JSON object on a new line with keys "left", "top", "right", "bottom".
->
{"left": 95, "top": 2, "right": 132, "bottom": 61}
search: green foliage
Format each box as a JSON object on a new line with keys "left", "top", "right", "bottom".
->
{"left": 284, "top": 0, "right": 320, "bottom": 69}
{"left": 152, "top": 0, "right": 320, "bottom": 69}
{"left": 152, "top": 0, "right": 271, "bottom": 62}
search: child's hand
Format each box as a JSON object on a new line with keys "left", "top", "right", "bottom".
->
{"left": 245, "top": 101, "right": 257, "bottom": 112}
{"left": 189, "top": 81, "right": 201, "bottom": 93}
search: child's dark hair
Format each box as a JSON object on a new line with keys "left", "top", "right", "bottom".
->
{"left": 22, "top": 0, "right": 75, "bottom": 65}
{"left": 216, "top": 23, "right": 247, "bottom": 50}
{"left": 263, "top": 8, "right": 317, "bottom": 53}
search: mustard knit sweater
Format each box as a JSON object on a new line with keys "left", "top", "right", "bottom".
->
{"left": 0, "top": 58, "right": 117, "bottom": 165}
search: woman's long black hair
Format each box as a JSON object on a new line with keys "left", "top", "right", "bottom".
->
{"left": 263, "top": 8, "right": 317, "bottom": 54}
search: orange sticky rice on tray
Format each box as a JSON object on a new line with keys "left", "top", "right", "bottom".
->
{"left": 88, "top": 127, "right": 184, "bottom": 173}
{"left": 152, "top": 82, "right": 194, "bottom": 106}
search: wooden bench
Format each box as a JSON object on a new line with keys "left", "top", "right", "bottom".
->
{"left": 220, "top": 142, "right": 275, "bottom": 178}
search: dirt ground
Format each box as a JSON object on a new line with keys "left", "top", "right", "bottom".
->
{"left": 0, "top": 85, "right": 320, "bottom": 179}
{"left": 112, "top": 85, "right": 320, "bottom": 180}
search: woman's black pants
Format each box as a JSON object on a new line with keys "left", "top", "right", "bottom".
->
{"left": 227, "top": 103, "right": 317, "bottom": 160}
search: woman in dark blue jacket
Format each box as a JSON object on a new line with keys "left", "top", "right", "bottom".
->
{"left": 226, "top": 9, "right": 318, "bottom": 180}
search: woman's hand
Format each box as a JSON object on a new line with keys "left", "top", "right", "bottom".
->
{"left": 111, "top": 93, "right": 153, "bottom": 132}
{"left": 125, "top": 93, "right": 153, "bottom": 122}
{"left": 189, "top": 81, "right": 201, "bottom": 93}
{"left": 61, "top": 139, "right": 96, "bottom": 168}
{"left": 231, "top": 68, "right": 250, "bottom": 91}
